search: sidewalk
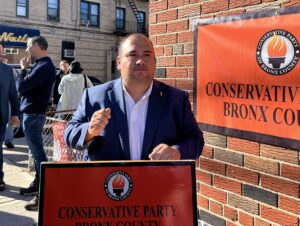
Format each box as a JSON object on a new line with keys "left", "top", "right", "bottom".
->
{"left": 0, "top": 138, "right": 38, "bottom": 226}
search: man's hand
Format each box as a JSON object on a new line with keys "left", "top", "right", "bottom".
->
{"left": 20, "top": 57, "right": 31, "bottom": 70}
{"left": 10, "top": 116, "right": 20, "bottom": 128}
{"left": 84, "top": 108, "right": 111, "bottom": 143}
{"left": 149, "top": 143, "right": 181, "bottom": 160}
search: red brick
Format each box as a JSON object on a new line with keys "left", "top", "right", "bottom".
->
{"left": 197, "top": 194, "right": 209, "bottom": 210}
{"left": 202, "top": 0, "right": 228, "bottom": 14}
{"left": 149, "top": 36, "right": 157, "bottom": 45}
{"left": 244, "top": 155, "right": 279, "bottom": 175}
{"left": 228, "top": 137, "right": 259, "bottom": 155}
{"left": 187, "top": 67, "right": 194, "bottom": 78}
{"left": 279, "top": 195, "right": 300, "bottom": 215}
{"left": 149, "top": 13, "right": 157, "bottom": 24}
{"left": 167, "top": 20, "right": 189, "bottom": 32}
{"left": 260, "top": 144, "right": 298, "bottom": 165}
{"left": 149, "top": 0, "right": 168, "bottom": 13}
{"left": 281, "top": 163, "right": 300, "bottom": 182}
{"left": 218, "top": 9, "right": 246, "bottom": 17}
{"left": 227, "top": 222, "right": 239, "bottom": 226}
{"left": 157, "top": 78, "right": 176, "bottom": 87}
{"left": 283, "top": 0, "right": 300, "bottom": 7}
{"left": 214, "top": 175, "right": 241, "bottom": 194}
{"left": 227, "top": 165, "right": 259, "bottom": 185}
{"left": 176, "top": 55, "right": 193, "bottom": 66}
{"left": 178, "top": 31, "right": 194, "bottom": 43}
{"left": 156, "top": 56, "right": 175, "bottom": 67}
{"left": 176, "top": 79, "right": 193, "bottom": 90}
{"left": 168, "top": 0, "right": 190, "bottom": 8}
{"left": 196, "top": 169, "right": 212, "bottom": 185}
{"left": 261, "top": 205, "right": 299, "bottom": 226}
{"left": 178, "top": 4, "right": 201, "bottom": 19}
{"left": 166, "top": 67, "right": 188, "bottom": 78}
{"left": 254, "top": 218, "right": 271, "bottom": 226}
{"left": 156, "top": 34, "right": 177, "bottom": 45}
{"left": 190, "top": 0, "right": 200, "bottom": 3}
{"left": 229, "top": 0, "right": 261, "bottom": 9}
{"left": 164, "top": 46, "right": 173, "bottom": 56}
{"left": 157, "top": 9, "right": 178, "bottom": 22}
{"left": 239, "top": 211, "right": 254, "bottom": 226}
{"left": 200, "top": 158, "right": 226, "bottom": 175}
{"left": 261, "top": 174, "right": 300, "bottom": 198}
{"left": 154, "top": 46, "right": 164, "bottom": 57}
{"left": 228, "top": 194, "right": 259, "bottom": 215}
{"left": 202, "top": 145, "right": 213, "bottom": 158}
{"left": 224, "top": 206, "right": 238, "bottom": 222}
{"left": 201, "top": 184, "right": 227, "bottom": 203}
{"left": 149, "top": 23, "right": 166, "bottom": 35}
{"left": 210, "top": 200, "right": 223, "bottom": 216}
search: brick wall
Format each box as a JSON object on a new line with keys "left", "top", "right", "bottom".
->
{"left": 149, "top": 0, "right": 300, "bottom": 225}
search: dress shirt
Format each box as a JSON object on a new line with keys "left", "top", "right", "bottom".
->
{"left": 123, "top": 83, "right": 153, "bottom": 160}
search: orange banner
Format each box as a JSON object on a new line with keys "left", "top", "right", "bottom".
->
{"left": 196, "top": 6, "right": 300, "bottom": 149}
{"left": 39, "top": 161, "right": 197, "bottom": 226}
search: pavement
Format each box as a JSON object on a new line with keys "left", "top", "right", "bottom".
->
{"left": 0, "top": 137, "right": 38, "bottom": 226}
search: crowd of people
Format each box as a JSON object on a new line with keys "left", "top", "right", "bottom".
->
{"left": 0, "top": 33, "right": 204, "bottom": 212}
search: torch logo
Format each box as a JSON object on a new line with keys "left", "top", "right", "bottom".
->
{"left": 256, "top": 29, "right": 300, "bottom": 75}
{"left": 104, "top": 170, "right": 133, "bottom": 201}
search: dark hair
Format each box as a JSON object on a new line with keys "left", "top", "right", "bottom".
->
{"left": 0, "top": 42, "right": 4, "bottom": 48}
{"left": 118, "top": 33, "right": 153, "bottom": 56}
{"left": 30, "top": 36, "right": 48, "bottom": 50}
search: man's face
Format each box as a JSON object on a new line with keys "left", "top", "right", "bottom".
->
{"left": 117, "top": 35, "right": 156, "bottom": 86}
{"left": 60, "top": 62, "right": 69, "bottom": 73}
{"left": 26, "top": 38, "right": 38, "bottom": 58}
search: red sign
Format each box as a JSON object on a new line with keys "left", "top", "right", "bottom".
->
{"left": 38, "top": 161, "right": 197, "bottom": 226}
{"left": 195, "top": 6, "right": 300, "bottom": 149}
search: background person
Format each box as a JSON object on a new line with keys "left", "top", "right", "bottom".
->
{"left": 52, "top": 60, "right": 69, "bottom": 109}
{"left": 16, "top": 36, "right": 56, "bottom": 211}
{"left": 0, "top": 43, "right": 20, "bottom": 191}
{"left": 64, "top": 33, "right": 204, "bottom": 161}
{"left": 57, "top": 60, "right": 93, "bottom": 112}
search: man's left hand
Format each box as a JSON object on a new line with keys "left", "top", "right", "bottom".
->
{"left": 149, "top": 144, "right": 181, "bottom": 160}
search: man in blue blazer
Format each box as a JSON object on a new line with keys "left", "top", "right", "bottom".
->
{"left": 0, "top": 46, "right": 19, "bottom": 191}
{"left": 64, "top": 33, "right": 204, "bottom": 160}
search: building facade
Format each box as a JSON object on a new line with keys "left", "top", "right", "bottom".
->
{"left": 0, "top": 0, "right": 149, "bottom": 82}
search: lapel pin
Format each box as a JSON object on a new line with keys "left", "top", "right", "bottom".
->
{"left": 160, "top": 91, "right": 163, "bottom": 97}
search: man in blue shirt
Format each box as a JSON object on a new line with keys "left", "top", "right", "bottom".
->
{"left": 16, "top": 36, "right": 56, "bottom": 211}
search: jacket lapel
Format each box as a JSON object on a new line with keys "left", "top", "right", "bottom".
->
{"left": 141, "top": 81, "right": 165, "bottom": 159}
{"left": 108, "top": 79, "right": 131, "bottom": 160}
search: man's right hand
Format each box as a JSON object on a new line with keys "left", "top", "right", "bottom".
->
{"left": 84, "top": 108, "right": 111, "bottom": 143}
{"left": 20, "top": 56, "right": 31, "bottom": 70}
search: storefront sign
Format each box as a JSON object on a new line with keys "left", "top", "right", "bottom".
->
{"left": 195, "top": 6, "right": 300, "bottom": 149}
{"left": 0, "top": 25, "right": 39, "bottom": 47}
{"left": 39, "top": 161, "right": 197, "bottom": 226}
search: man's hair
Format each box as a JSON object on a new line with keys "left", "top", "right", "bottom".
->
{"left": 31, "top": 36, "right": 48, "bottom": 50}
{"left": 0, "top": 42, "right": 4, "bottom": 48}
{"left": 118, "top": 33, "right": 153, "bottom": 56}
{"left": 60, "top": 60, "right": 69, "bottom": 65}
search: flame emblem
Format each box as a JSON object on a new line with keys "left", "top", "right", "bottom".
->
{"left": 267, "top": 32, "right": 287, "bottom": 57}
{"left": 112, "top": 174, "right": 125, "bottom": 189}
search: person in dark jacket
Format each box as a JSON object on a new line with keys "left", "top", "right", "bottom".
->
{"left": 16, "top": 36, "right": 56, "bottom": 211}
{"left": 52, "top": 60, "right": 69, "bottom": 108}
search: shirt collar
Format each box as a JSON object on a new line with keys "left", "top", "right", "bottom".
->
{"left": 122, "top": 81, "right": 153, "bottom": 102}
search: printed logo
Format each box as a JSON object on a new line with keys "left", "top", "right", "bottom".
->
{"left": 104, "top": 170, "right": 133, "bottom": 201}
{"left": 256, "top": 29, "right": 300, "bottom": 75}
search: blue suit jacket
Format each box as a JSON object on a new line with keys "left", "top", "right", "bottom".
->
{"left": 0, "top": 63, "right": 19, "bottom": 125}
{"left": 64, "top": 78, "right": 204, "bottom": 160}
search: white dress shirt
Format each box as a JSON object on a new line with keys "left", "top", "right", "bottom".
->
{"left": 123, "top": 83, "right": 153, "bottom": 160}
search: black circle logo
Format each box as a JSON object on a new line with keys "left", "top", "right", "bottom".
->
{"left": 256, "top": 29, "right": 300, "bottom": 75}
{"left": 104, "top": 170, "right": 133, "bottom": 201}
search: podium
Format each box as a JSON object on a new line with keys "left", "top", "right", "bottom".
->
{"left": 38, "top": 161, "right": 198, "bottom": 226}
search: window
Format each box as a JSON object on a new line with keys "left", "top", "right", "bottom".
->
{"left": 137, "top": 11, "right": 146, "bottom": 33}
{"left": 48, "top": 0, "right": 59, "bottom": 22}
{"left": 16, "top": 0, "right": 28, "bottom": 17}
{"left": 80, "top": 1, "right": 100, "bottom": 27}
{"left": 116, "top": 7, "right": 125, "bottom": 31}
{"left": 4, "top": 48, "right": 19, "bottom": 55}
